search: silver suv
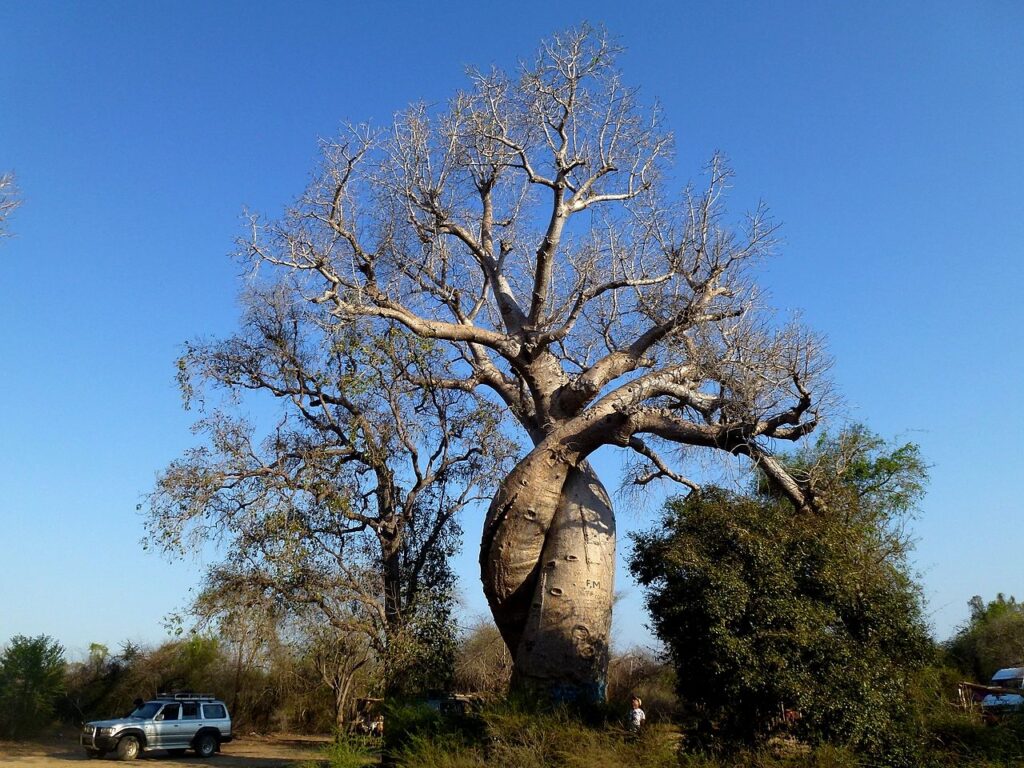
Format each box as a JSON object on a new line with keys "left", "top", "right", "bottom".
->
{"left": 80, "top": 692, "right": 232, "bottom": 760}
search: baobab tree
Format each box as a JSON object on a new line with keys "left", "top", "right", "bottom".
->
{"left": 242, "top": 26, "right": 830, "bottom": 701}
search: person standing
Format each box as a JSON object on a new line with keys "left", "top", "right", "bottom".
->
{"left": 628, "top": 695, "right": 646, "bottom": 733}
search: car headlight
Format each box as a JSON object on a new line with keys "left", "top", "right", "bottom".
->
{"left": 98, "top": 727, "right": 116, "bottom": 736}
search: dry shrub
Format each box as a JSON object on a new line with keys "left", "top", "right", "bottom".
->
{"left": 453, "top": 619, "right": 512, "bottom": 697}
{"left": 607, "top": 647, "right": 677, "bottom": 721}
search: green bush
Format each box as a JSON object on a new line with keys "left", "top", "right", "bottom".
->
{"left": 383, "top": 701, "right": 484, "bottom": 765}
{"left": 0, "top": 634, "right": 65, "bottom": 739}
{"left": 902, "top": 661, "right": 1024, "bottom": 767}
{"left": 921, "top": 711, "right": 1024, "bottom": 766}
{"left": 630, "top": 428, "right": 933, "bottom": 767}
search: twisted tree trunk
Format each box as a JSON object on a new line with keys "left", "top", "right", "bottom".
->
{"left": 481, "top": 449, "right": 615, "bottom": 702}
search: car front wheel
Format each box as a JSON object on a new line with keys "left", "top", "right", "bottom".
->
{"left": 116, "top": 734, "right": 140, "bottom": 761}
{"left": 194, "top": 732, "right": 217, "bottom": 758}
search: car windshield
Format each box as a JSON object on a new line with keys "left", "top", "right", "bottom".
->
{"left": 129, "top": 702, "right": 161, "bottom": 719}
{"left": 992, "top": 677, "right": 1024, "bottom": 690}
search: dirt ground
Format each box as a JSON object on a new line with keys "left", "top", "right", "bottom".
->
{"left": 0, "top": 733, "right": 335, "bottom": 766}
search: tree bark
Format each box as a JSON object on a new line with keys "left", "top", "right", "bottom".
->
{"left": 482, "top": 458, "right": 615, "bottom": 702}
{"left": 335, "top": 674, "right": 352, "bottom": 731}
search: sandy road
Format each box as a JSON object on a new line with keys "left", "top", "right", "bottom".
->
{"left": 0, "top": 734, "right": 332, "bottom": 766}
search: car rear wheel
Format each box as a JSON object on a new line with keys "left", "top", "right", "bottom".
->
{"left": 116, "top": 734, "right": 140, "bottom": 761}
{"left": 194, "top": 732, "right": 217, "bottom": 758}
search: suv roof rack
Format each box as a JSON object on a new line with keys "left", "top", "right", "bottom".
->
{"left": 154, "top": 692, "right": 217, "bottom": 701}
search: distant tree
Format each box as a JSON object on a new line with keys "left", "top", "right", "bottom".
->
{"left": 454, "top": 618, "right": 514, "bottom": 696}
{"left": 193, "top": 573, "right": 374, "bottom": 730}
{"left": 60, "top": 640, "right": 167, "bottom": 726}
{"left": 60, "top": 636, "right": 294, "bottom": 732}
{"left": 0, "top": 172, "right": 18, "bottom": 235}
{"left": 0, "top": 635, "right": 65, "bottom": 739}
{"left": 946, "top": 594, "right": 1024, "bottom": 682}
{"left": 190, "top": 577, "right": 295, "bottom": 728}
{"left": 304, "top": 619, "right": 373, "bottom": 730}
{"left": 59, "top": 643, "right": 120, "bottom": 724}
{"left": 135, "top": 635, "right": 222, "bottom": 695}
{"left": 630, "top": 428, "right": 931, "bottom": 765}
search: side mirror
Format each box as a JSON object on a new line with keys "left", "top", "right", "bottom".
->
{"left": 155, "top": 714, "right": 164, "bottom": 721}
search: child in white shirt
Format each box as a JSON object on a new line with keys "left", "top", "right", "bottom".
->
{"left": 629, "top": 695, "right": 646, "bottom": 733}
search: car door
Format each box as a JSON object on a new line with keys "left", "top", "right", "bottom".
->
{"left": 156, "top": 702, "right": 183, "bottom": 747}
{"left": 180, "top": 701, "right": 202, "bottom": 745}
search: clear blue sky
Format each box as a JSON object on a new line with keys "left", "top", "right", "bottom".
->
{"left": 1, "top": 1, "right": 1021, "bottom": 659}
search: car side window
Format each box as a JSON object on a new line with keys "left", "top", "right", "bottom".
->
{"left": 202, "top": 703, "right": 226, "bottom": 720}
{"left": 161, "top": 703, "right": 181, "bottom": 721}
{"left": 182, "top": 702, "right": 200, "bottom": 720}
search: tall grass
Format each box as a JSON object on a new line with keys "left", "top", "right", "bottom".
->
{"left": 392, "top": 704, "right": 677, "bottom": 768}
{"left": 298, "top": 733, "right": 378, "bottom": 768}
{"left": 308, "top": 697, "right": 1024, "bottom": 768}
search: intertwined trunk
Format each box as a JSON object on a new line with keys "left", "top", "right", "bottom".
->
{"left": 481, "top": 447, "right": 615, "bottom": 702}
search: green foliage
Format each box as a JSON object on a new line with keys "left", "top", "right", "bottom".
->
{"left": 946, "top": 594, "right": 1024, "bottom": 682}
{"left": 630, "top": 428, "right": 932, "bottom": 766}
{"left": 781, "top": 425, "right": 928, "bottom": 519}
{"left": 387, "top": 611, "right": 459, "bottom": 698}
{"left": 383, "top": 702, "right": 474, "bottom": 759}
{"left": 921, "top": 709, "right": 1024, "bottom": 765}
{"left": 299, "top": 734, "right": 378, "bottom": 768}
{"left": 132, "top": 633, "right": 223, "bottom": 694}
{"left": 0, "top": 634, "right": 65, "bottom": 738}
{"left": 58, "top": 640, "right": 130, "bottom": 724}
{"left": 905, "top": 661, "right": 1024, "bottom": 767}
{"left": 179, "top": 634, "right": 220, "bottom": 678}
{"left": 385, "top": 509, "right": 461, "bottom": 697}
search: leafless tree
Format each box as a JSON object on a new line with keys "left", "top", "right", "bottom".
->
{"left": 238, "top": 25, "right": 830, "bottom": 700}
{"left": 0, "top": 173, "right": 20, "bottom": 236}
{"left": 302, "top": 615, "right": 373, "bottom": 731}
